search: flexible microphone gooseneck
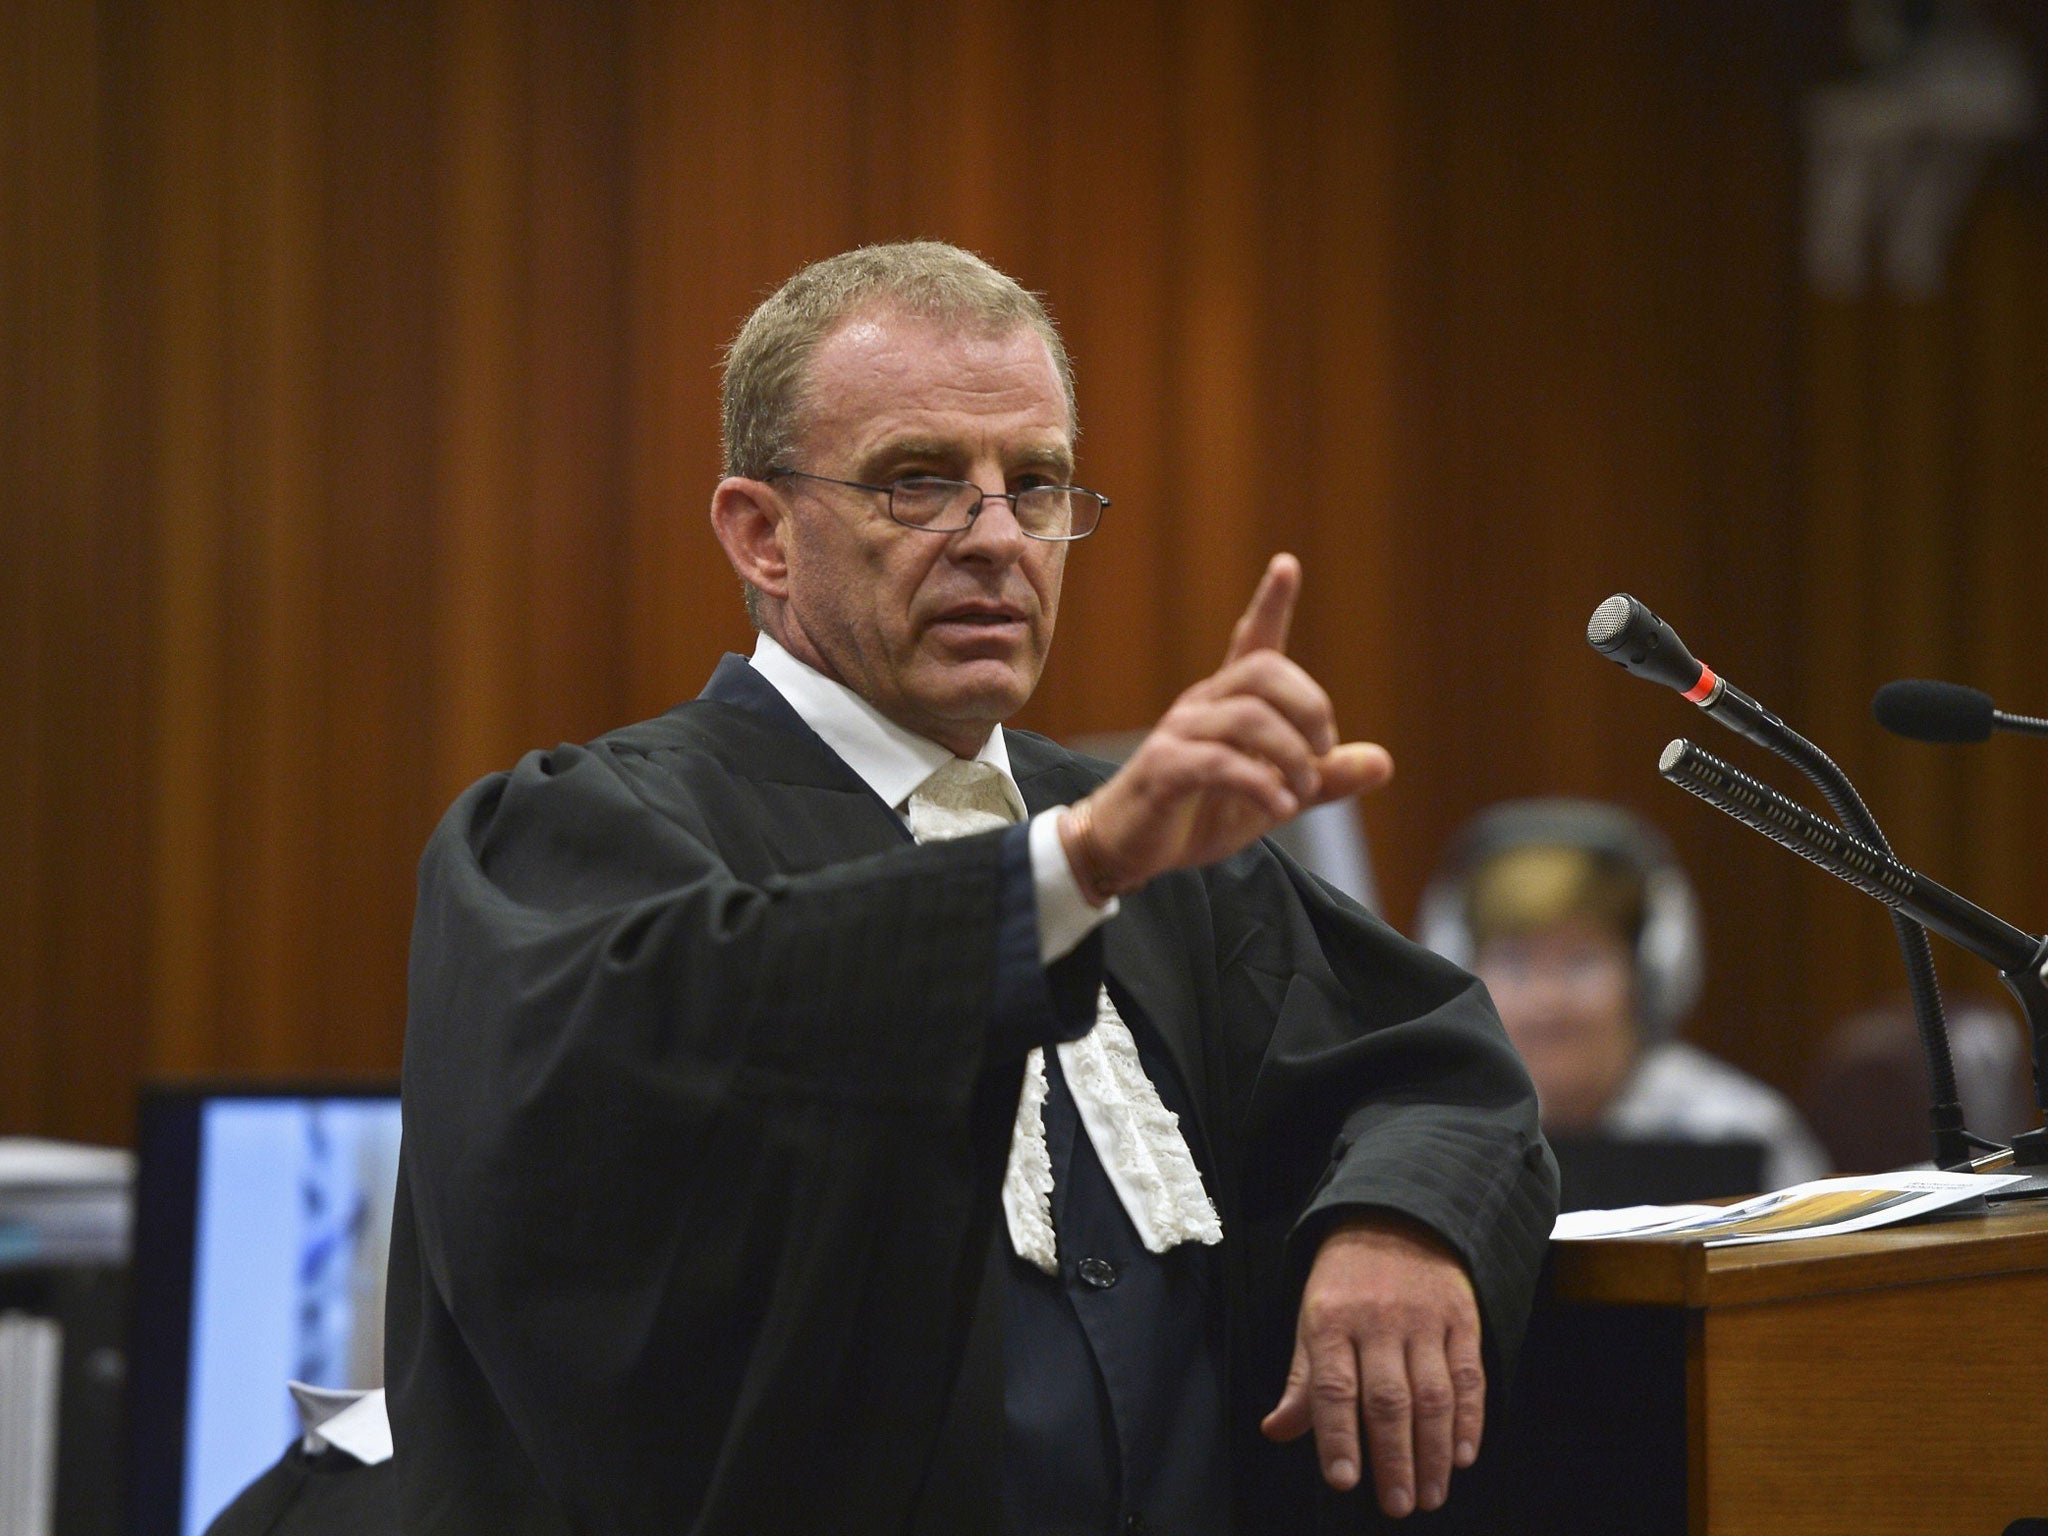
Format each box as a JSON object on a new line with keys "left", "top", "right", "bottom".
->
{"left": 1588, "top": 594, "right": 1973, "bottom": 1170}
{"left": 1660, "top": 738, "right": 2048, "bottom": 1170}
{"left": 1873, "top": 678, "right": 2048, "bottom": 744}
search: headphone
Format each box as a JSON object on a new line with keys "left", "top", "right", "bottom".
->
{"left": 1416, "top": 798, "right": 1704, "bottom": 1040}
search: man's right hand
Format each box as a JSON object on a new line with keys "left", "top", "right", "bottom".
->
{"left": 1059, "top": 553, "right": 1394, "bottom": 904}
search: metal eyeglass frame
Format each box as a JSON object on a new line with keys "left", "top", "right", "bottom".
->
{"left": 764, "top": 469, "right": 1109, "bottom": 542}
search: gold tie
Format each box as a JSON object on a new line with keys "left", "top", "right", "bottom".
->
{"left": 905, "top": 757, "right": 1022, "bottom": 842}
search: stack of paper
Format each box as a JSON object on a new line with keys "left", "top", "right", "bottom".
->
{"left": 0, "top": 1140, "right": 133, "bottom": 1270}
{"left": 1551, "top": 1170, "right": 2026, "bottom": 1247}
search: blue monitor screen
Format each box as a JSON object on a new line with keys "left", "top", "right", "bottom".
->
{"left": 126, "top": 1088, "right": 401, "bottom": 1536}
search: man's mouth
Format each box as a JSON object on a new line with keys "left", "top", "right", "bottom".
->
{"left": 926, "top": 604, "right": 1030, "bottom": 649}
{"left": 930, "top": 604, "right": 1027, "bottom": 628}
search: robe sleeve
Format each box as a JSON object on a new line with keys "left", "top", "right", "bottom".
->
{"left": 1201, "top": 840, "right": 1556, "bottom": 1413}
{"left": 391, "top": 735, "right": 1098, "bottom": 1532}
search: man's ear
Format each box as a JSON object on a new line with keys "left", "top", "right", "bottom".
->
{"left": 710, "top": 477, "right": 791, "bottom": 601}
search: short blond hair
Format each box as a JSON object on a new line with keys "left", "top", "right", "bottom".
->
{"left": 720, "top": 241, "right": 1076, "bottom": 480}
{"left": 1465, "top": 844, "right": 1646, "bottom": 950}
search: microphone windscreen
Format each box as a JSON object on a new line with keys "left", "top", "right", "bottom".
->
{"left": 1586, "top": 594, "right": 1634, "bottom": 651}
{"left": 1872, "top": 679, "right": 1995, "bottom": 743}
{"left": 1585, "top": 594, "right": 1705, "bottom": 694}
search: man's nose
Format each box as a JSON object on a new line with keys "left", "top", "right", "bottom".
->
{"left": 950, "top": 486, "right": 1029, "bottom": 560}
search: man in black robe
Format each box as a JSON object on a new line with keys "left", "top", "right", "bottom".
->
{"left": 386, "top": 242, "right": 1556, "bottom": 1534}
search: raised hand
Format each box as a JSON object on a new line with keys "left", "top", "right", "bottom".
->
{"left": 1059, "top": 553, "right": 1394, "bottom": 902}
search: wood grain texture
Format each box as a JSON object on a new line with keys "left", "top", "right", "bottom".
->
{"left": 5, "top": 1, "right": 2047, "bottom": 1148}
{"left": 1703, "top": 1266, "right": 2048, "bottom": 1532}
{"left": 1548, "top": 1203, "right": 2048, "bottom": 1531}
{"left": 1, "top": 0, "right": 151, "bottom": 1144}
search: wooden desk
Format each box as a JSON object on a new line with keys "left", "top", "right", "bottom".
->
{"left": 1498, "top": 1200, "right": 2048, "bottom": 1534}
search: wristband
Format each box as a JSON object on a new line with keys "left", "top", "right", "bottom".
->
{"left": 1061, "top": 797, "right": 1134, "bottom": 905}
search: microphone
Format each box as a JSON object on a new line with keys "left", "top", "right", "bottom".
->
{"left": 1660, "top": 737, "right": 2048, "bottom": 1169}
{"left": 1588, "top": 592, "right": 1972, "bottom": 1169}
{"left": 1586, "top": 593, "right": 1712, "bottom": 696}
{"left": 1587, "top": 594, "right": 1792, "bottom": 757}
{"left": 1658, "top": 739, "right": 2040, "bottom": 973}
{"left": 1873, "top": 678, "right": 2048, "bottom": 744}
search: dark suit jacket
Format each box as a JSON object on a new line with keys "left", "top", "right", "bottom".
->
{"left": 385, "top": 657, "right": 1557, "bottom": 1534}
{"left": 203, "top": 1447, "right": 396, "bottom": 1536}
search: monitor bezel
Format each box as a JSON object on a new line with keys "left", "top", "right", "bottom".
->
{"left": 123, "top": 1079, "right": 399, "bottom": 1536}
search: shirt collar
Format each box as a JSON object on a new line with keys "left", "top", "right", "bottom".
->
{"left": 748, "top": 631, "right": 1024, "bottom": 819}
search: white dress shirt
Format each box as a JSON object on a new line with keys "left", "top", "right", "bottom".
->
{"left": 749, "top": 631, "right": 1114, "bottom": 961}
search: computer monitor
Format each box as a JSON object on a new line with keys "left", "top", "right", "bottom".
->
{"left": 124, "top": 1084, "right": 401, "bottom": 1536}
{"left": 1548, "top": 1133, "right": 1767, "bottom": 1213}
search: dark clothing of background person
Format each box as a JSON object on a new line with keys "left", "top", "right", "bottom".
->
{"left": 203, "top": 1449, "right": 395, "bottom": 1536}
{"left": 384, "top": 657, "right": 1557, "bottom": 1533}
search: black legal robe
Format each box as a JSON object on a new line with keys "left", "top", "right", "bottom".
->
{"left": 385, "top": 657, "right": 1557, "bottom": 1534}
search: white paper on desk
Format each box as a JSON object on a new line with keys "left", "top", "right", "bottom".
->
{"left": 1551, "top": 1171, "right": 2026, "bottom": 1246}
{"left": 1552, "top": 1204, "right": 1721, "bottom": 1241}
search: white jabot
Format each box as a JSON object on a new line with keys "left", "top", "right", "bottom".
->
{"left": 906, "top": 757, "right": 1222, "bottom": 1276}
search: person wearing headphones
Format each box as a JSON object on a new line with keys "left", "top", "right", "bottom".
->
{"left": 1419, "top": 799, "right": 1829, "bottom": 1195}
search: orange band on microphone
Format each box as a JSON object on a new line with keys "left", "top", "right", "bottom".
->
{"left": 1683, "top": 664, "right": 1718, "bottom": 704}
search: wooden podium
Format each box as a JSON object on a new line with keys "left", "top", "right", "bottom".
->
{"left": 1459, "top": 1200, "right": 2048, "bottom": 1534}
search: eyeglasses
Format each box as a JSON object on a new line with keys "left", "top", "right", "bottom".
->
{"left": 765, "top": 470, "right": 1109, "bottom": 542}
{"left": 1476, "top": 941, "right": 1633, "bottom": 1001}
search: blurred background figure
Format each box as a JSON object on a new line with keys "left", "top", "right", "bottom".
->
{"left": 1800, "top": 991, "right": 2035, "bottom": 1172}
{"left": 1420, "top": 799, "right": 1831, "bottom": 1209}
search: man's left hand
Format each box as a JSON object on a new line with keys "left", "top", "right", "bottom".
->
{"left": 1259, "top": 1215, "right": 1484, "bottom": 1518}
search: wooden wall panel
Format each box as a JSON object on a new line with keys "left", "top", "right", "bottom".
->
{"left": 1797, "top": 169, "right": 2048, "bottom": 1061}
{"left": 6, "top": 0, "right": 2045, "bottom": 1150}
{"left": 1349, "top": 1, "right": 1821, "bottom": 1087}
{"left": 140, "top": 0, "right": 235, "bottom": 1082}
{"left": 1160, "top": 0, "right": 1270, "bottom": 688}
{"left": 3, "top": 0, "right": 151, "bottom": 1145}
{"left": 0, "top": 0, "right": 41, "bottom": 1133}
{"left": 1955, "top": 188, "right": 2048, "bottom": 919}
{"left": 218, "top": 1, "right": 324, "bottom": 1078}
{"left": 1023, "top": 0, "right": 1179, "bottom": 735}
{"left": 522, "top": 0, "right": 631, "bottom": 748}
{"left": 433, "top": 0, "right": 532, "bottom": 799}
{"left": 1292, "top": 0, "right": 1403, "bottom": 731}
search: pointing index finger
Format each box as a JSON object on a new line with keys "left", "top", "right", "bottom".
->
{"left": 1225, "top": 553, "right": 1301, "bottom": 664}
